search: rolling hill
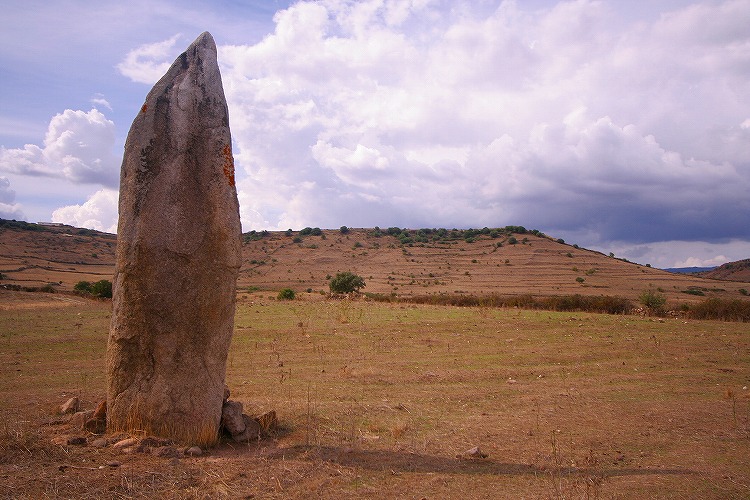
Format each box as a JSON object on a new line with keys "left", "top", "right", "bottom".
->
{"left": 698, "top": 258, "right": 750, "bottom": 282}
{"left": 1, "top": 219, "right": 749, "bottom": 307}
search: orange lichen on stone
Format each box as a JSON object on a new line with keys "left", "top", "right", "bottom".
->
{"left": 222, "top": 144, "right": 235, "bottom": 187}
{"left": 141, "top": 104, "right": 148, "bottom": 113}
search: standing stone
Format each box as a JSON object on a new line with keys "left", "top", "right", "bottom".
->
{"left": 107, "top": 32, "right": 241, "bottom": 447}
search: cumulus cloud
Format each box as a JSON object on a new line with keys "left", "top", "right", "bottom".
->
{"left": 0, "top": 109, "right": 118, "bottom": 186}
{"left": 217, "top": 0, "right": 750, "bottom": 254}
{"left": 0, "top": 176, "right": 23, "bottom": 219}
{"left": 51, "top": 188, "right": 118, "bottom": 233}
{"left": 117, "top": 34, "right": 181, "bottom": 84}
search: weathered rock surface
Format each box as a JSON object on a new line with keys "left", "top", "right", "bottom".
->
{"left": 107, "top": 31, "right": 241, "bottom": 447}
{"left": 185, "top": 446, "right": 203, "bottom": 456}
{"left": 60, "top": 397, "right": 79, "bottom": 414}
{"left": 233, "top": 414, "right": 262, "bottom": 442}
{"left": 221, "top": 401, "right": 246, "bottom": 437}
{"left": 219, "top": 399, "right": 277, "bottom": 442}
{"left": 71, "top": 410, "right": 94, "bottom": 429}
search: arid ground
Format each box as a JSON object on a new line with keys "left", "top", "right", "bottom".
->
{"left": 0, "top": 223, "right": 749, "bottom": 498}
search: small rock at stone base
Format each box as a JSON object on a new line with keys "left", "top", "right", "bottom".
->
{"left": 462, "top": 446, "right": 488, "bottom": 459}
{"left": 66, "top": 436, "right": 87, "bottom": 446}
{"left": 92, "top": 400, "right": 107, "bottom": 420}
{"left": 60, "top": 397, "right": 79, "bottom": 414}
{"left": 70, "top": 410, "right": 94, "bottom": 429}
{"left": 90, "top": 438, "right": 109, "bottom": 448}
{"left": 185, "top": 446, "right": 202, "bottom": 456}
{"left": 232, "top": 414, "right": 261, "bottom": 442}
{"left": 221, "top": 400, "right": 246, "bottom": 436}
{"left": 223, "top": 385, "right": 231, "bottom": 403}
{"left": 112, "top": 437, "right": 139, "bottom": 450}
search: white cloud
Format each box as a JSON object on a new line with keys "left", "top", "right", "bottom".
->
{"left": 0, "top": 176, "right": 23, "bottom": 219}
{"left": 0, "top": 109, "right": 118, "bottom": 186}
{"left": 117, "top": 34, "right": 181, "bottom": 84}
{"left": 90, "top": 93, "right": 113, "bottom": 111}
{"left": 217, "top": 0, "right": 750, "bottom": 244}
{"left": 600, "top": 239, "right": 750, "bottom": 269}
{"left": 51, "top": 188, "right": 119, "bottom": 233}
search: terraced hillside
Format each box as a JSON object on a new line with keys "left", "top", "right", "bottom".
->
{"left": 2, "top": 220, "right": 748, "bottom": 306}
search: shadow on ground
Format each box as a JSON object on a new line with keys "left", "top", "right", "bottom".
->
{"left": 261, "top": 445, "right": 695, "bottom": 479}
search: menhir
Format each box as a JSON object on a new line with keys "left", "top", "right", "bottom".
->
{"left": 106, "top": 32, "right": 241, "bottom": 446}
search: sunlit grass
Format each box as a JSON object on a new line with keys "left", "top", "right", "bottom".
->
{"left": 0, "top": 292, "right": 748, "bottom": 498}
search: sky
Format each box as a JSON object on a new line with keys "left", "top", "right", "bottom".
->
{"left": 1, "top": 0, "right": 749, "bottom": 269}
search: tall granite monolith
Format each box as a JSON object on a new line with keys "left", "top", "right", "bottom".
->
{"left": 107, "top": 32, "right": 241, "bottom": 446}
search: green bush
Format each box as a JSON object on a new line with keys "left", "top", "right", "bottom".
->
{"left": 91, "top": 280, "right": 113, "bottom": 298}
{"left": 74, "top": 279, "right": 112, "bottom": 298}
{"left": 639, "top": 289, "right": 666, "bottom": 312}
{"left": 277, "top": 288, "right": 296, "bottom": 300}
{"left": 340, "top": 226, "right": 350, "bottom": 234}
{"left": 329, "top": 272, "right": 366, "bottom": 294}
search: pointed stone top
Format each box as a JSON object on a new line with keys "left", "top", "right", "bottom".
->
{"left": 190, "top": 31, "right": 216, "bottom": 52}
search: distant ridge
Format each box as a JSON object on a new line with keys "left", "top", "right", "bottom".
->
{"left": 697, "top": 259, "right": 750, "bottom": 282}
{"left": 664, "top": 266, "right": 717, "bottom": 274}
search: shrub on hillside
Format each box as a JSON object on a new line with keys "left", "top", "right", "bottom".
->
{"left": 363, "top": 292, "right": 632, "bottom": 315}
{"left": 277, "top": 288, "right": 296, "bottom": 300}
{"left": 639, "top": 289, "right": 666, "bottom": 313}
{"left": 91, "top": 280, "right": 113, "bottom": 298}
{"left": 329, "top": 272, "right": 366, "bottom": 294}
{"left": 74, "top": 279, "right": 112, "bottom": 298}
{"left": 688, "top": 298, "right": 750, "bottom": 322}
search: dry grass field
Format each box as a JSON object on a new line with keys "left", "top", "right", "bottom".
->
{"left": 1, "top": 222, "right": 749, "bottom": 498}
{"left": 1, "top": 289, "right": 749, "bottom": 498}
